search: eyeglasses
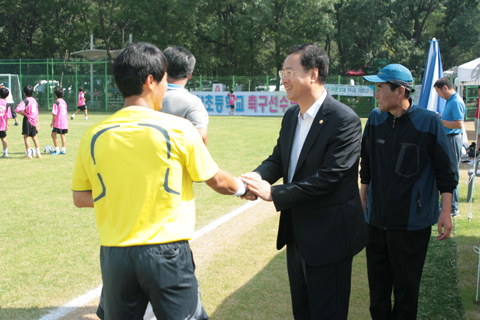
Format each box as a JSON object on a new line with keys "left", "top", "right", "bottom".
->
{"left": 278, "top": 69, "right": 305, "bottom": 79}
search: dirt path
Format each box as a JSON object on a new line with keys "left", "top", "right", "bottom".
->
{"left": 57, "top": 200, "right": 278, "bottom": 320}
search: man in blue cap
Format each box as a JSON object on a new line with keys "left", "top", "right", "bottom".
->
{"left": 360, "top": 64, "right": 457, "bottom": 319}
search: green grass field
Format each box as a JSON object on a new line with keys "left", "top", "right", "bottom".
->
{"left": 0, "top": 112, "right": 479, "bottom": 319}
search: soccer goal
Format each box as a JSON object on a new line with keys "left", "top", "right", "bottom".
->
{"left": 0, "top": 74, "right": 22, "bottom": 104}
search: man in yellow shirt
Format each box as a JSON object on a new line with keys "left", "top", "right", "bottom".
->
{"left": 72, "top": 42, "right": 247, "bottom": 320}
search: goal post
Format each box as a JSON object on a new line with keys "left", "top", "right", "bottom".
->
{"left": 0, "top": 74, "right": 22, "bottom": 105}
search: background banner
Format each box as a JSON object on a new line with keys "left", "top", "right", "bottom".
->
{"left": 192, "top": 84, "right": 375, "bottom": 116}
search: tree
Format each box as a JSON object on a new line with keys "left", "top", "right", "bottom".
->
{"left": 333, "top": 0, "right": 389, "bottom": 74}
{"left": 442, "top": 0, "right": 480, "bottom": 68}
{"left": 382, "top": 0, "right": 446, "bottom": 74}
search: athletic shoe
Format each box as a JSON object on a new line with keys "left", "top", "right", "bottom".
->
{"left": 59, "top": 151, "right": 66, "bottom": 155}
{"left": 14, "top": 122, "right": 18, "bottom": 126}
{"left": 451, "top": 210, "right": 460, "bottom": 217}
{"left": 50, "top": 151, "right": 60, "bottom": 155}
{"left": 71, "top": 114, "right": 75, "bottom": 119}
{"left": 36, "top": 154, "right": 41, "bottom": 159}
{"left": 23, "top": 155, "right": 32, "bottom": 159}
{"left": 85, "top": 117, "right": 89, "bottom": 120}
{"left": 2, "top": 154, "right": 7, "bottom": 158}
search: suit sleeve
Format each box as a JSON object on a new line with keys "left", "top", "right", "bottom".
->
{"left": 270, "top": 111, "right": 362, "bottom": 212}
{"left": 360, "top": 117, "right": 371, "bottom": 185}
{"left": 253, "top": 114, "right": 287, "bottom": 184}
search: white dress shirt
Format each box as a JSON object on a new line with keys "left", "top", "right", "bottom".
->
{"left": 288, "top": 90, "right": 327, "bottom": 183}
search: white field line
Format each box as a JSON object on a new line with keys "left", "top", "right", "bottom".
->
{"left": 38, "top": 199, "right": 261, "bottom": 320}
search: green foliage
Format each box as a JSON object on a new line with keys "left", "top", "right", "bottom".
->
{"left": 0, "top": 0, "right": 479, "bottom": 75}
{"left": 442, "top": 0, "right": 480, "bottom": 68}
{"left": 334, "top": 0, "right": 390, "bottom": 73}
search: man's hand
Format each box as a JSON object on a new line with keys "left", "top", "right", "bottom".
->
{"left": 241, "top": 175, "right": 273, "bottom": 202}
{"left": 239, "top": 172, "right": 261, "bottom": 201}
{"left": 437, "top": 206, "right": 452, "bottom": 240}
{"left": 437, "top": 192, "right": 453, "bottom": 240}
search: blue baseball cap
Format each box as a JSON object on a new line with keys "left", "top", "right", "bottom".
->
{"left": 363, "top": 64, "right": 414, "bottom": 92}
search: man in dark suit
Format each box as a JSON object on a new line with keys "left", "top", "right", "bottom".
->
{"left": 241, "top": 44, "right": 368, "bottom": 320}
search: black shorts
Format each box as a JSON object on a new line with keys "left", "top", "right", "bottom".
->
{"left": 229, "top": 104, "right": 235, "bottom": 109}
{"left": 98, "top": 241, "right": 208, "bottom": 320}
{"left": 52, "top": 128, "right": 68, "bottom": 134}
{"left": 22, "top": 117, "right": 37, "bottom": 137}
{"left": 77, "top": 105, "right": 87, "bottom": 111}
{"left": 0, "top": 131, "right": 6, "bottom": 138}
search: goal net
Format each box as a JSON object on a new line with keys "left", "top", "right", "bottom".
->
{"left": 0, "top": 74, "right": 22, "bottom": 105}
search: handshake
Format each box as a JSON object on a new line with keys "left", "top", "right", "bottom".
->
{"left": 237, "top": 172, "right": 273, "bottom": 202}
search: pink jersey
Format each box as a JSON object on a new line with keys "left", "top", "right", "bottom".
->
{"left": 0, "top": 100, "right": 7, "bottom": 131}
{"left": 6, "top": 104, "right": 12, "bottom": 119}
{"left": 228, "top": 93, "right": 237, "bottom": 106}
{"left": 78, "top": 92, "right": 85, "bottom": 106}
{"left": 0, "top": 99, "right": 10, "bottom": 119}
{"left": 16, "top": 97, "right": 38, "bottom": 127}
{"left": 52, "top": 98, "right": 68, "bottom": 130}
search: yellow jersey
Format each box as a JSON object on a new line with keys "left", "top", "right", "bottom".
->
{"left": 71, "top": 106, "right": 218, "bottom": 246}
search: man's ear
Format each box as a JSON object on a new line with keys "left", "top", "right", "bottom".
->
{"left": 144, "top": 74, "right": 155, "bottom": 92}
{"left": 187, "top": 73, "right": 193, "bottom": 80}
{"left": 310, "top": 68, "right": 319, "bottom": 83}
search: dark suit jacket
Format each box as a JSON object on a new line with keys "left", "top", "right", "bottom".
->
{"left": 254, "top": 92, "right": 368, "bottom": 266}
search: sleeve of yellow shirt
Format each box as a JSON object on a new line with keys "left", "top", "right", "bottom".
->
{"left": 183, "top": 123, "right": 218, "bottom": 182}
{"left": 71, "top": 131, "right": 93, "bottom": 192}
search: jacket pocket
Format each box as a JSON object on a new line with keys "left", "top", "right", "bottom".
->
{"left": 395, "top": 143, "right": 419, "bottom": 177}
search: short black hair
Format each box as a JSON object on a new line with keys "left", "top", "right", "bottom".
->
{"left": 114, "top": 42, "right": 168, "bottom": 98}
{"left": 78, "top": 87, "right": 84, "bottom": 92}
{"left": 387, "top": 82, "right": 411, "bottom": 99}
{"left": 286, "top": 44, "right": 329, "bottom": 84}
{"left": 434, "top": 77, "right": 454, "bottom": 90}
{"left": 55, "top": 87, "right": 64, "bottom": 98}
{"left": 163, "top": 46, "right": 196, "bottom": 80}
{"left": 23, "top": 85, "right": 33, "bottom": 97}
{"left": 0, "top": 87, "right": 9, "bottom": 99}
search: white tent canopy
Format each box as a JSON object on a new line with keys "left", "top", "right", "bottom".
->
{"left": 455, "top": 57, "right": 480, "bottom": 87}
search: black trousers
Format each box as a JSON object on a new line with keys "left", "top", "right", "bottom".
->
{"left": 286, "top": 236, "right": 353, "bottom": 320}
{"left": 98, "top": 241, "right": 208, "bottom": 320}
{"left": 366, "top": 224, "right": 431, "bottom": 320}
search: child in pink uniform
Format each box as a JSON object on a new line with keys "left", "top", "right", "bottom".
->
{"left": 71, "top": 87, "right": 88, "bottom": 120}
{"left": 15, "top": 85, "right": 41, "bottom": 159}
{"left": 0, "top": 83, "right": 18, "bottom": 126}
{"left": 50, "top": 87, "right": 68, "bottom": 155}
{"left": 0, "top": 88, "right": 9, "bottom": 157}
{"left": 227, "top": 90, "right": 237, "bottom": 115}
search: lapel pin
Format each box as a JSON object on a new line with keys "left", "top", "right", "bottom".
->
{"left": 319, "top": 120, "right": 324, "bottom": 124}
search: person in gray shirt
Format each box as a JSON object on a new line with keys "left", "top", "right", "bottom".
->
{"left": 162, "top": 46, "right": 209, "bottom": 145}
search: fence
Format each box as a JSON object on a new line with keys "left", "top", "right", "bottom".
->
{"left": 0, "top": 59, "right": 118, "bottom": 112}
{"left": 0, "top": 59, "right": 430, "bottom": 119}
{"left": 465, "top": 85, "right": 479, "bottom": 120}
